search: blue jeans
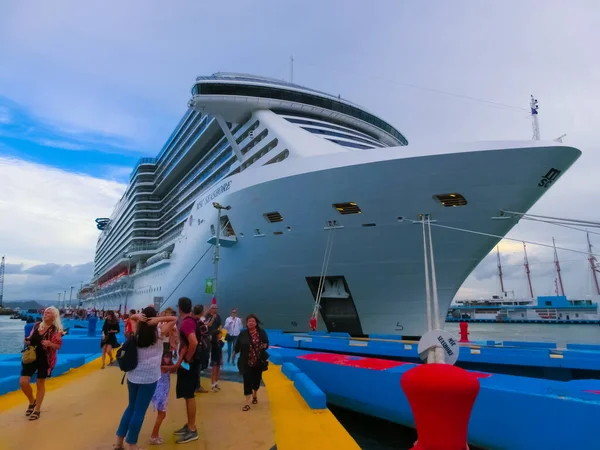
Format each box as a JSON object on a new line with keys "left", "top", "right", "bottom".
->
{"left": 116, "top": 380, "right": 158, "bottom": 445}
{"left": 227, "top": 335, "right": 239, "bottom": 361}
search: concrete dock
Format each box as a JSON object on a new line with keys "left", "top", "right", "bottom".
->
{"left": 0, "top": 352, "right": 359, "bottom": 450}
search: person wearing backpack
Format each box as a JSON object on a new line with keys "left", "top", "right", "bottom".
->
{"left": 172, "top": 297, "right": 200, "bottom": 444}
{"left": 113, "top": 307, "right": 176, "bottom": 450}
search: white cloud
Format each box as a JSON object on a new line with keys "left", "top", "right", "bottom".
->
{"left": 0, "top": 156, "right": 125, "bottom": 299}
{"left": 33, "top": 138, "right": 88, "bottom": 151}
{"left": 0, "top": 106, "right": 10, "bottom": 124}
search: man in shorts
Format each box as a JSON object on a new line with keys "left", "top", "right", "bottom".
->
{"left": 173, "top": 297, "right": 199, "bottom": 444}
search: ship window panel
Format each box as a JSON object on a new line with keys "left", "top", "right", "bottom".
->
{"left": 264, "top": 212, "right": 284, "bottom": 223}
{"left": 284, "top": 117, "right": 380, "bottom": 142}
{"left": 326, "top": 139, "right": 372, "bottom": 150}
{"left": 302, "top": 127, "right": 382, "bottom": 147}
{"left": 333, "top": 202, "right": 362, "bottom": 215}
{"left": 434, "top": 193, "right": 468, "bottom": 207}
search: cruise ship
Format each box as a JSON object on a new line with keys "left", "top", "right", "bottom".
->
{"left": 78, "top": 73, "right": 582, "bottom": 337}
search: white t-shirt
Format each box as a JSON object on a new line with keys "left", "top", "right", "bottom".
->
{"left": 224, "top": 316, "right": 243, "bottom": 337}
{"left": 127, "top": 328, "right": 163, "bottom": 385}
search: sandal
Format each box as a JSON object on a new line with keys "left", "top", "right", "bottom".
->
{"left": 25, "top": 401, "right": 36, "bottom": 416}
{"left": 242, "top": 405, "right": 251, "bottom": 411}
{"left": 29, "top": 411, "right": 40, "bottom": 421}
{"left": 252, "top": 397, "right": 258, "bottom": 404}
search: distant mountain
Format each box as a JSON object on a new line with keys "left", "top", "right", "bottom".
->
{"left": 3, "top": 300, "right": 53, "bottom": 310}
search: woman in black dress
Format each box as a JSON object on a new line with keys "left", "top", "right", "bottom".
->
{"left": 234, "top": 314, "right": 269, "bottom": 411}
{"left": 101, "top": 310, "right": 120, "bottom": 369}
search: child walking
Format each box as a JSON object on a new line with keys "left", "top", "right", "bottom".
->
{"left": 211, "top": 329, "right": 224, "bottom": 392}
{"left": 149, "top": 352, "right": 173, "bottom": 445}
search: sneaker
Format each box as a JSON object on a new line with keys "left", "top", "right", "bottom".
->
{"left": 173, "top": 424, "right": 190, "bottom": 436}
{"left": 176, "top": 429, "right": 199, "bottom": 444}
{"left": 149, "top": 436, "right": 164, "bottom": 445}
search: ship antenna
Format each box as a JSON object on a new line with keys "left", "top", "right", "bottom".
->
{"left": 530, "top": 94, "right": 540, "bottom": 140}
{"left": 552, "top": 237, "right": 565, "bottom": 296}
{"left": 587, "top": 232, "right": 600, "bottom": 295}
{"left": 496, "top": 246, "right": 506, "bottom": 296}
{"left": 523, "top": 242, "right": 534, "bottom": 298}
{"left": 290, "top": 55, "right": 294, "bottom": 83}
{"left": 0, "top": 256, "right": 5, "bottom": 308}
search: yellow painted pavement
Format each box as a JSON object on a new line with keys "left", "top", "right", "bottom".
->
{"left": 0, "top": 359, "right": 274, "bottom": 450}
{"left": 0, "top": 357, "right": 359, "bottom": 450}
{"left": 263, "top": 365, "right": 361, "bottom": 450}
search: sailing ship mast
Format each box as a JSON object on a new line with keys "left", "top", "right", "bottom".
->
{"left": 523, "top": 242, "right": 534, "bottom": 298}
{"left": 552, "top": 237, "right": 565, "bottom": 296}
{"left": 496, "top": 246, "right": 506, "bottom": 296}
{"left": 587, "top": 232, "right": 600, "bottom": 296}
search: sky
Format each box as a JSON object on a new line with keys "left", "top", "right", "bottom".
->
{"left": 1, "top": 0, "right": 600, "bottom": 302}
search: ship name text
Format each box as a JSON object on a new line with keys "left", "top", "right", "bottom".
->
{"left": 196, "top": 180, "right": 232, "bottom": 209}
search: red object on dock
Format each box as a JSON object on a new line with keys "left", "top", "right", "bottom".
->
{"left": 298, "top": 353, "right": 410, "bottom": 370}
{"left": 401, "top": 363, "right": 480, "bottom": 450}
{"left": 459, "top": 322, "right": 470, "bottom": 343}
{"left": 309, "top": 316, "right": 317, "bottom": 331}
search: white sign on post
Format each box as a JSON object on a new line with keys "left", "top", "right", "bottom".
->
{"left": 417, "top": 329, "right": 460, "bottom": 365}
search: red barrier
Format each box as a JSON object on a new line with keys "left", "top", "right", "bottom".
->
{"left": 401, "top": 363, "right": 480, "bottom": 450}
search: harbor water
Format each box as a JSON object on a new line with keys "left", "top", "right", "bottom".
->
{"left": 1, "top": 315, "right": 598, "bottom": 449}
{"left": 0, "top": 316, "right": 27, "bottom": 354}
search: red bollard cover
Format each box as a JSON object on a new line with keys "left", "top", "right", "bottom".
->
{"left": 459, "top": 322, "right": 470, "bottom": 343}
{"left": 400, "top": 363, "right": 480, "bottom": 450}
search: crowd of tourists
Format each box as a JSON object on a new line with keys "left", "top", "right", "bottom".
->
{"left": 18, "top": 299, "right": 268, "bottom": 450}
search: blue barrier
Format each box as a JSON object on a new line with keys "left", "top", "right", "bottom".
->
{"left": 0, "top": 362, "right": 22, "bottom": 377}
{"left": 269, "top": 351, "right": 283, "bottom": 366}
{"left": 65, "top": 355, "right": 86, "bottom": 369}
{"left": 502, "top": 340, "right": 557, "bottom": 349}
{"left": 567, "top": 343, "right": 600, "bottom": 351}
{"left": 88, "top": 316, "right": 98, "bottom": 337}
{"left": 277, "top": 346, "right": 600, "bottom": 450}
{"left": 0, "top": 375, "right": 20, "bottom": 396}
{"left": 51, "top": 361, "right": 71, "bottom": 377}
{"left": 267, "top": 331, "right": 600, "bottom": 374}
{"left": 282, "top": 362, "right": 301, "bottom": 381}
{"left": 368, "top": 334, "right": 404, "bottom": 340}
{"left": 293, "top": 372, "right": 327, "bottom": 409}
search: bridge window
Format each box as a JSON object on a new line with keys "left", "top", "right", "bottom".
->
{"left": 192, "top": 82, "right": 408, "bottom": 145}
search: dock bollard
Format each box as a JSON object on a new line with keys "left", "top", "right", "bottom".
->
{"left": 401, "top": 363, "right": 479, "bottom": 450}
{"left": 458, "top": 322, "right": 469, "bottom": 343}
{"left": 88, "top": 315, "right": 98, "bottom": 337}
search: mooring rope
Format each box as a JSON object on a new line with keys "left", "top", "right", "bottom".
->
{"left": 312, "top": 227, "right": 337, "bottom": 320}
{"left": 411, "top": 221, "right": 600, "bottom": 259}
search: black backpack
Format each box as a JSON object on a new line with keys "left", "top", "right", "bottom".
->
{"left": 116, "top": 336, "right": 138, "bottom": 384}
{"left": 190, "top": 318, "right": 208, "bottom": 351}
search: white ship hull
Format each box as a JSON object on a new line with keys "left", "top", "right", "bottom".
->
{"left": 105, "top": 141, "right": 580, "bottom": 336}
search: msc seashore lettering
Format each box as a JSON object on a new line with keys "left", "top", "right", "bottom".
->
{"left": 196, "top": 181, "right": 232, "bottom": 209}
{"left": 437, "top": 335, "right": 455, "bottom": 356}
